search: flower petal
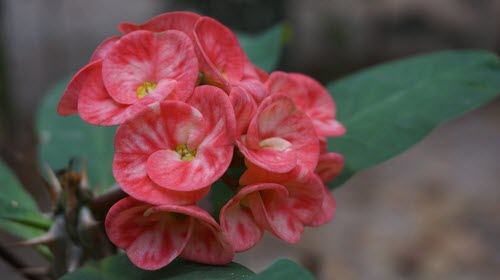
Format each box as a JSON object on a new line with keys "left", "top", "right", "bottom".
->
{"left": 177, "top": 205, "right": 234, "bottom": 265}
{"left": 238, "top": 94, "right": 319, "bottom": 173}
{"left": 316, "top": 152, "right": 344, "bottom": 183}
{"left": 220, "top": 184, "right": 284, "bottom": 252}
{"left": 194, "top": 17, "right": 245, "bottom": 91}
{"left": 306, "top": 185, "right": 336, "bottom": 227}
{"left": 118, "top": 11, "right": 200, "bottom": 37}
{"left": 188, "top": 85, "right": 236, "bottom": 147}
{"left": 105, "top": 197, "right": 192, "bottom": 270}
{"left": 267, "top": 72, "right": 346, "bottom": 138}
{"left": 90, "top": 36, "right": 119, "bottom": 62}
{"left": 102, "top": 30, "right": 198, "bottom": 105}
{"left": 57, "top": 60, "right": 100, "bottom": 116}
{"left": 113, "top": 153, "right": 210, "bottom": 205}
{"left": 229, "top": 87, "right": 257, "bottom": 136}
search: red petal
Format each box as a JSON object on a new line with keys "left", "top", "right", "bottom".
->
{"left": 238, "top": 94, "right": 319, "bottom": 173}
{"left": 57, "top": 60, "right": 100, "bottom": 116}
{"left": 113, "top": 153, "right": 210, "bottom": 205}
{"left": 177, "top": 205, "right": 234, "bottom": 265}
{"left": 307, "top": 185, "right": 336, "bottom": 227}
{"left": 220, "top": 184, "right": 282, "bottom": 252}
{"left": 247, "top": 185, "right": 303, "bottom": 244}
{"left": 229, "top": 87, "right": 257, "bottom": 136}
{"left": 105, "top": 197, "right": 192, "bottom": 270}
{"left": 194, "top": 17, "right": 245, "bottom": 91}
{"left": 118, "top": 11, "right": 200, "bottom": 37}
{"left": 188, "top": 86, "right": 236, "bottom": 147}
{"left": 90, "top": 36, "right": 119, "bottom": 62}
{"left": 267, "top": 72, "right": 346, "bottom": 138}
{"left": 102, "top": 30, "right": 198, "bottom": 105}
{"left": 316, "top": 152, "right": 344, "bottom": 183}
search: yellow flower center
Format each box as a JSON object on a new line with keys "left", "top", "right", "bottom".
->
{"left": 136, "top": 81, "right": 157, "bottom": 99}
{"left": 175, "top": 144, "right": 197, "bottom": 161}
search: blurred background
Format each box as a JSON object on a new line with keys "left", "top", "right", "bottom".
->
{"left": 1, "top": 0, "right": 500, "bottom": 279}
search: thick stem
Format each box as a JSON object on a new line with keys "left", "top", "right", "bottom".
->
{"left": 89, "top": 187, "right": 126, "bottom": 221}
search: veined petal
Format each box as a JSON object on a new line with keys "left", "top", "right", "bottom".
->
{"left": 105, "top": 197, "right": 192, "bottom": 270}
{"left": 194, "top": 17, "right": 245, "bottom": 91}
{"left": 102, "top": 30, "right": 198, "bottom": 105}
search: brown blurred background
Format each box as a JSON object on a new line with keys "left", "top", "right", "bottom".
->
{"left": 1, "top": 0, "right": 500, "bottom": 279}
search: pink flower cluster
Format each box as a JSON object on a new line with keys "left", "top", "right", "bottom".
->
{"left": 58, "top": 12, "right": 345, "bottom": 270}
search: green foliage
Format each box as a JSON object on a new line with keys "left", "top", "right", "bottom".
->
{"left": 0, "top": 159, "right": 50, "bottom": 236}
{"left": 60, "top": 254, "right": 255, "bottom": 280}
{"left": 328, "top": 50, "right": 500, "bottom": 188}
{"left": 238, "top": 24, "right": 286, "bottom": 72}
{"left": 0, "top": 159, "right": 52, "bottom": 258}
{"left": 36, "top": 80, "right": 116, "bottom": 194}
{"left": 251, "top": 259, "right": 315, "bottom": 280}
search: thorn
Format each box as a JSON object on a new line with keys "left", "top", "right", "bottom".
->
{"left": 43, "top": 163, "right": 62, "bottom": 201}
{"left": 67, "top": 246, "right": 82, "bottom": 272}
{"left": 77, "top": 207, "right": 99, "bottom": 231}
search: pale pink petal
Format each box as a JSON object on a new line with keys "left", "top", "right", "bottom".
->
{"left": 102, "top": 30, "right": 198, "bottom": 105}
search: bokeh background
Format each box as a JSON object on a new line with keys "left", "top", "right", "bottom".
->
{"left": 1, "top": 0, "right": 500, "bottom": 279}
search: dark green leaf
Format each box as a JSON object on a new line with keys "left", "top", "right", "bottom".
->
{"left": 37, "top": 80, "right": 116, "bottom": 193}
{"left": 0, "top": 159, "right": 52, "bottom": 258}
{"left": 238, "top": 24, "right": 286, "bottom": 72}
{"left": 252, "top": 259, "right": 315, "bottom": 280}
{"left": 60, "top": 254, "right": 255, "bottom": 280}
{"left": 328, "top": 50, "right": 500, "bottom": 188}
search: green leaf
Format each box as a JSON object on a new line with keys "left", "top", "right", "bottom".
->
{"left": 0, "top": 159, "right": 52, "bottom": 258}
{"left": 36, "top": 80, "right": 116, "bottom": 194}
{"left": 0, "top": 159, "right": 50, "bottom": 235}
{"left": 328, "top": 50, "right": 500, "bottom": 188}
{"left": 252, "top": 259, "right": 315, "bottom": 280}
{"left": 60, "top": 254, "right": 255, "bottom": 280}
{"left": 238, "top": 24, "right": 287, "bottom": 72}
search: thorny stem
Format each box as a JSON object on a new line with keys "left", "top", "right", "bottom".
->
{"left": 89, "top": 186, "right": 127, "bottom": 221}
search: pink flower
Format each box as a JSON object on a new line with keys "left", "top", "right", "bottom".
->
{"left": 220, "top": 164, "right": 332, "bottom": 252}
{"left": 58, "top": 30, "right": 198, "bottom": 126}
{"left": 113, "top": 85, "right": 236, "bottom": 204}
{"left": 105, "top": 197, "right": 234, "bottom": 270}
{"left": 266, "top": 72, "right": 346, "bottom": 138}
{"left": 236, "top": 94, "right": 319, "bottom": 173}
